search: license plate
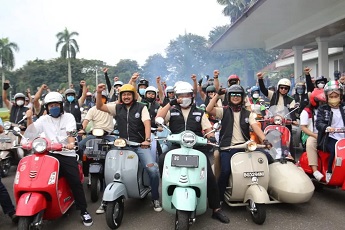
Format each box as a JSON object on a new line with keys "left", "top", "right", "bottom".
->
{"left": 0, "top": 137, "right": 11, "bottom": 143}
{"left": 243, "top": 171, "right": 265, "bottom": 178}
{"left": 171, "top": 154, "right": 199, "bottom": 168}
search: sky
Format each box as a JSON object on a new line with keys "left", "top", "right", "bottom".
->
{"left": 0, "top": 0, "right": 230, "bottom": 69}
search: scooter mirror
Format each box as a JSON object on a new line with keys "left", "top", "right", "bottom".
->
{"left": 155, "top": 117, "right": 164, "bottom": 126}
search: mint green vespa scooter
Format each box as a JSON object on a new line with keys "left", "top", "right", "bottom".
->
{"left": 156, "top": 117, "right": 216, "bottom": 230}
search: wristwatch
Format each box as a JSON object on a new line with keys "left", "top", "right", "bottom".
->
{"left": 145, "top": 138, "right": 151, "bottom": 142}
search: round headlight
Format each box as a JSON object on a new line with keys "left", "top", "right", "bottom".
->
{"left": 273, "top": 115, "right": 282, "bottom": 125}
{"left": 92, "top": 129, "right": 105, "bottom": 137}
{"left": 114, "top": 138, "right": 127, "bottom": 147}
{"left": 3, "top": 121, "right": 11, "bottom": 130}
{"left": 247, "top": 141, "right": 257, "bottom": 151}
{"left": 32, "top": 138, "right": 47, "bottom": 153}
{"left": 181, "top": 131, "right": 197, "bottom": 148}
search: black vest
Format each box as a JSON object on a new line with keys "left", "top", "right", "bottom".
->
{"left": 110, "top": 93, "right": 119, "bottom": 102}
{"left": 10, "top": 105, "right": 28, "bottom": 124}
{"left": 115, "top": 102, "right": 146, "bottom": 142}
{"left": 169, "top": 105, "right": 203, "bottom": 137}
{"left": 162, "top": 97, "right": 170, "bottom": 107}
{"left": 269, "top": 92, "right": 294, "bottom": 107}
{"left": 63, "top": 100, "right": 81, "bottom": 123}
{"left": 219, "top": 107, "right": 251, "bottom": 148}
{"left": 142, "top": 99, "right": 160, "bottom": 128}
{"left": 293, "top": 93, "right": 309, "bottom": 117}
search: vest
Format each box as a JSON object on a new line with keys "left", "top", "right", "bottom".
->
{"left": 63, "top": 100, "right": 81, "bottom": 123}
{"left": 293, "top": 93, "right": 309, "bottom": 117}
{"left": 269, "top": 92, "right": 294, "bottom": 107}
{"left": 142, "top": 99, "right": 160, "bottom": 128}
{"left": 110, "top": 93, "right": 119, "bottom": 102}
{"left": 162, "top": 97, "right": 170, "bottom": 107}
{"left": 115, "top": 102, "right": 146, "bottom": 143}
{"left": 169, "top": 104, "right": 203, "bottom": 137}
{"left": 219, "top": 107, "right": 251, "bottom": 148}
{"left": 10, "top": 105, "right": 28, "bottom": 124}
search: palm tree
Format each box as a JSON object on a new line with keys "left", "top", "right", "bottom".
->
{"left": 217, "top": 0, "right": 256, "bottom": 23}
{"left": 56, "top": 28, "right": 79, "bottom": 86}
{"left": 0, "top": 37, "right": 19, "bottom": 88}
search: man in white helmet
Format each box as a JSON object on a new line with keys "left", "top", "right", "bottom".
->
{"left": 25, "top": 92, "right": 93, "bottom": 227}
{"left": 156, "top": 81, "right": 230, "bottom": 224}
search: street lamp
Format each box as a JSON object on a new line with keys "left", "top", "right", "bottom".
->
{"left": 81, "top": 66, "right": 102, "bottom": 87}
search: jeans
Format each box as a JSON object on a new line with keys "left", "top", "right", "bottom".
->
{"left": 0, "top": 176, "right": 15, "bottom": 215}
{"left": 128, "top": 146, "right": 160, "bottom": 200}
{"left": 326, "top": 137, "right": 338, "bottom": 173}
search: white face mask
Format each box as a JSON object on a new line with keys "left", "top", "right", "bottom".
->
{"left": 317, "top": 83, "right": 325, "bottom": 89}
{"left": 16, "top": 100, "right": 24, "bottom": 106}
{"left": 180, "top": 98, "right": 192, "bottom": 108}
{"left": 252, "top": 93, "right": 259, "bottom": 99}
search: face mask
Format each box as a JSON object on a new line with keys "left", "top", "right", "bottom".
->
{"left": 296, "top": 88, "right": 304, "bottom": 95}
{"left": 252, "top": 93, "right": 259, "bottom": 99}
{"left": 67, "top": 95, "right": 75, "bottom": 102}
{"left": 139, "top": 89, "right": 145, "bottom": 96}
{"left": 146, "top": 97, "right": 155, "bottom": 103}
{"left": 49, "top": 106, "right": 61, "bottom": 118}
{"left": 16, "top": 100, "right": 24, "bottom": 106}
{"left": 328, "top": 97, "right": 341, "bottom": 107}
{"left": 180, "top": 98, "right": 192, "bottom": 108}
{"left": 317, "top": 83, "right": 325, "bottom": 89}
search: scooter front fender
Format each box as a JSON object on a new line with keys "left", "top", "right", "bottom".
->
{"left": 244, "top": 185, "right": 270, "bottom": 204}
{"left": 89, "top": 163, "right": 103, "bottom": 174}
{"left": 102, "top": 182, "right": 128, "bottom": 202}
{"left": 172, "top": 187, "right": 197, "bottom": 212}
{"left": 16, "top": 192, "right": 47, "bottom": 216}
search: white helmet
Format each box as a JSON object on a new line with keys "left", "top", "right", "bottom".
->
{"left": 14, "top": 93, "right": 26, "bottom": 100}
{"left": 174, "top": 82, "right": 193, "bottom": 95}
{"left": 277, "top": 78, "right": 291, "bottom": 89}
{"left": 114, "top": 81, "right": 123, "bottom": 87}
{"left": 145, "top": 86, "right": 158, "bottom": 95}
{"left": 44, "top": 92, "right": 63, "bottom": 105}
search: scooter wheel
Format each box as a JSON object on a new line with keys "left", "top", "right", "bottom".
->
{"left": 248, "top": 200, "right": 266, "bottom": 225}
{"left": 106, "top": 198, "right": 124, "bottom": 229}
{"left": 18, "top": 216, "right": 32, "bottom": 230}
{"left": 175, "top": 210, "right": 190, "bottom": 230}
{"left": 0, "top": 158, "right": 11, "bottom": 177}
{"left": 90, "top": 174, "right": 102, "bottom": 202}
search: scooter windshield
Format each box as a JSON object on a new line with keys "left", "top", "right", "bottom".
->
{"left": 265, "top": 129, "right": 290, "bottom": 160}
{"left": 267, "top": 105, "right": 291, "bottom": 119}
{"left": 21, "top": 123, "right": 40, "bottom": 144}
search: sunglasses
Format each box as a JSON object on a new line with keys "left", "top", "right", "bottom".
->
{"left": 230, "top": 93, "right": 242, "bottom": 97}
{"left": 279, "top": 86, "right": 289, "bottom": 90}
{"left": 167, "top": 92, "right": 174, "bottom": 94}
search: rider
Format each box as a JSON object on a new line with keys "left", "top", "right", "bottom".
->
{"left": 300, "top": 88, "right": 326, "bottom": 181}
{"left": 82, "top": 92, "right": 95, "bottom": 110}
{"left": 206, "top": 84, "right": 272, "bottom": 206}
{"left": 156, "top": 81, "right": 230, "bottom": 224}
{"left": 95, "top": 83, "right": 162, "bottom": 212}
{"left": 293, "top": 82, "right": 309, "bottom": 120}
{"left": 316, "top": 80, "right": 345, "bottom": 183}
{"left": 26, "top": 92, "right": 93, "bottom": 226}
{"left": 63, "top": 80, "right": 87, "bottom": 125}
{"left": 109, "top": 81, "right": 123, "bottom": 102}
{"left": 2, "top": 80, "right": 29, "bottom": 129}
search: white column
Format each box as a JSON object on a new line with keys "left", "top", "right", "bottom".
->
{"left": 292, "top": 46, "right": 303, "bottom": 82}
{"left": 316, "top": 37, "right": 329, "bottom": 79}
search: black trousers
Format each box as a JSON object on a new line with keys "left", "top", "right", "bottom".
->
{"left": 51, "top": 154, "right": 87, "bottom": 212}
{"left": 159, "top": 145, "right": 220, "bottom": 209}
{"left": 0, "top": 176, "right": 15, "bottom": 215}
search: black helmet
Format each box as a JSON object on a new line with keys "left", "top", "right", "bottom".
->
{"left": 138, "top": 78, "right": 149, "bottom": 88}
{"left": 315, "top": 76, "right": 328, "bottom": 85}
{"left": 206, "top": 85, "right": 216, "bottom": 93}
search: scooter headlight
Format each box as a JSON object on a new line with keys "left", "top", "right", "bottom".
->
{"left": 273, "top": 115, "right": 282, "bottom": 125}
{"left": 3, "top": 121, "right": 11, "bottom": 130}
{"left": 92, "top": 129, "right": 105, "bottom": 137}
{"left": 247, "top": 141, "right": 257, "bottom": 151}
{"left": 114, "top": 138, "right": 126, "bottom": 147}
{"left": 32, "top": 138, "right": 47, "bottom": 153}
{"left": 181, "top": 131, "right": 197, "bottom": 148}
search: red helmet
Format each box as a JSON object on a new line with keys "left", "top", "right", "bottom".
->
{"left": 309, "top": 88, "right": 326, "bottom": 107}
{"left": 228, "top": 74, "right": 240, "bottom": 81}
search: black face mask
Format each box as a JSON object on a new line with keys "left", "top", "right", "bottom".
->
{"left": 146, "top": 97, "right": 155, "bottom": 103}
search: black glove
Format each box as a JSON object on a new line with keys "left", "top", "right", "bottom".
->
{"left": 209, "top": 136, "right": 217, "bottom": 144}
{"left": 169, "top": 99, "right": 178, "bottom": 106}
{"left": 3, "top": 82, "right": 10, "bottom": 90}
{"left": 218, "top": 88, "right": 226, "bottom": 95}
{"left": 198, "top": 79, "right": 203, "bottom": 86}
{"left": 263, "top": 139, "right": 272, "bottom": 148}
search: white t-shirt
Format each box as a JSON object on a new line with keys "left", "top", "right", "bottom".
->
{"left": 300, "top": 109, "right": 318, "bottom": 133}
{"left": 330, "top": 108, "right": 345, "bottom": 140}
{"left": 34, "top": 113, "right": 77, "bottom": 157}
{"left": 84, "top": 106, "right": 114, "bottom": 133}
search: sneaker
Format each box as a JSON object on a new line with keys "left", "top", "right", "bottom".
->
{"left": 96, "top": 204, "right": 105, "bottom": 214}
{"left": 212, "top": 209, "right": 230, "bottom": 223}
{"left": 81, "top": 211, "right": 93, "bottom": 227}
{"left": 152, "top": 200, "right": 162, "bottom": 212}
{"left": 326, "top": 172, "right": 332, "bottom": 183}
{"left": 313, "top": 170, "right": 324, "bottom": 181}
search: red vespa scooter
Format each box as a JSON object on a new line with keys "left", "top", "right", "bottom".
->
{"left": 298, "top": 128, "right": 345, "bottom": 189}
{"left": 14, "top": 124, "right": 83, "bottom": 229}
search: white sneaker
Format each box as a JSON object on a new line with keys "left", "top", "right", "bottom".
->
{"left": 326, "top": 172, "right": 332, "bottom": 183}
{"left": 152, "top": 200, "right": 162, "bottom": 212}
{"left": 313, "top": 170, "right": 324, "bottom": 181}
{"left": 96, "top": 205, "right": 105, "bottom": 214}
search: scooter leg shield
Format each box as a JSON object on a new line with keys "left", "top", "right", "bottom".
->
{"left": 102, "top": 182, "right": 128, "bottom": 202}
{"left": 171, "top": 187, "right": 197, "bottom": 212}
{"left": 16, "top": 192, "right": 47, "bottom": 216}
{"left": 244, "top": 185, "right": 270, "bottom": 204}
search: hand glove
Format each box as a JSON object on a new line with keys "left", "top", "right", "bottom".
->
{"left": 209, "top": 136, "right": 217, "bottom": 144}
{"left": 198, "top": 79, "right": 203, "bottom": 86}
{"left": 3, "top": 82, "right": 10, "bottom": 90}
{"left": 169, "top": 99, "right": 178, "bottom": 106}
{"left": 263, "top": 139, "right": 272, "bottom": 148}
{"left": 218, "top": 88, "right": 225, "bottom": 95}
